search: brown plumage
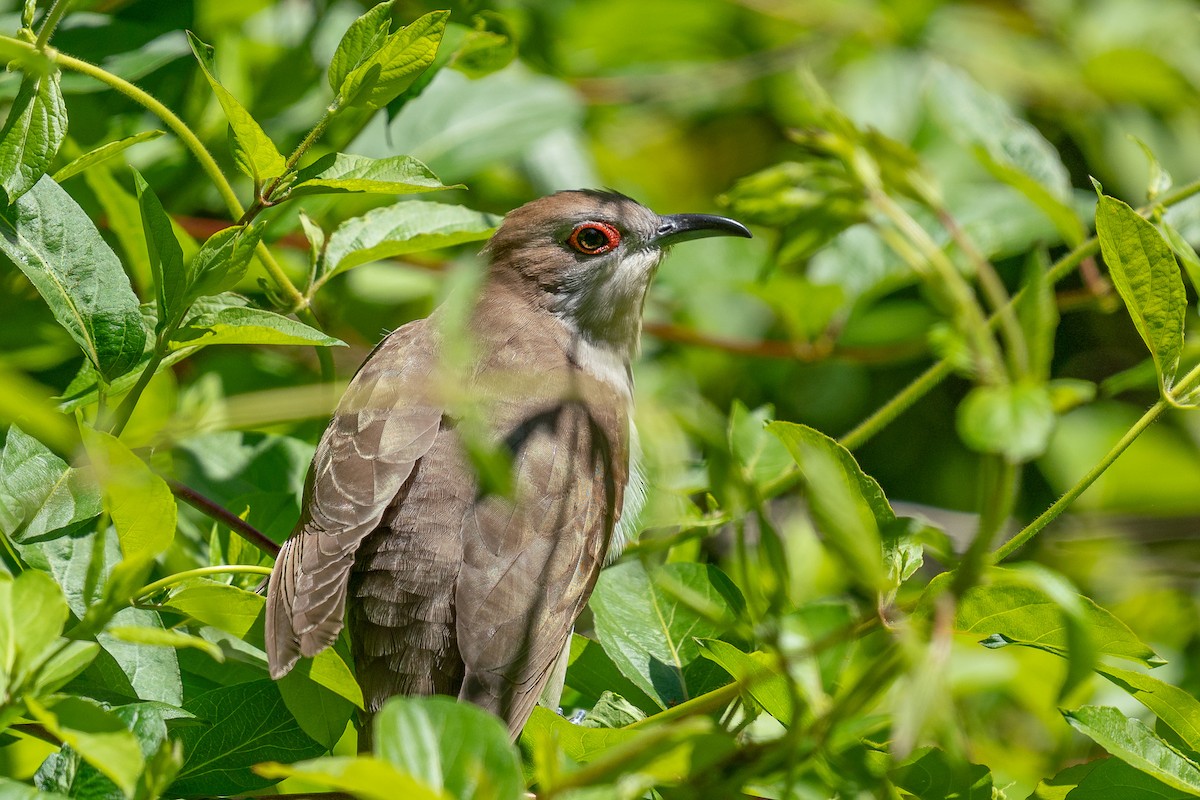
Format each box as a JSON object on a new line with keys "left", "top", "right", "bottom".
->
{"left": 266, "top": 191, "right": 750, "bottom": 740}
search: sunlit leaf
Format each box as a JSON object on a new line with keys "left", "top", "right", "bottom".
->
{"left": 328, "top": 0, "right": 395, "bottom": 94}
{"left": 0, "top": 175, "right": 146, "bottom": 380}
{"left": 1093, "top": 183, "right": 1187, "bottom": 397}
{"left": 1063, "top": 706, "right": 1200, "bottom": 795}
{"left": 53, "top": 131, "right": 165, "bottom": 183}
{"left": 287, "top": 152, "right": 454, "bottom": 199}
{"left": 256, "top": 756, "right": 443, "bottom": 800}
{"left": 80, "top": 425, "right": 176, "bottom": 561}
{"left": 186, "top": 31, "right": 286, "bottom": 187}
{"left": 374, "top": 695, "right": 522, "bottom": 800}
{"left": 768, "top": 421, "right": 891, "bottom": 592}
{"left": 25, "top": 695, "right": 144, "bottom": 797}
{"left": 323, "top": 201, "right": 498, "bottom": 278}
{"left": 0, "top": 67, "right": 67, "bottom": 203}
{"left": 339, "top": 10, "right": 449, "bottom": 112}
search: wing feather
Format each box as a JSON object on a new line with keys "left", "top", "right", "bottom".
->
{"left": 266, "top": 319, "right": 443, "bottom": 678}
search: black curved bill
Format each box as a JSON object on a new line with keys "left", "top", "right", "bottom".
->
{"left": 653, "top": 213, "right": 752, "bottom": 246}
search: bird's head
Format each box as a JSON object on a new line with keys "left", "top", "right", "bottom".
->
{"left": 484, "top": 190, "right": 751, "bottom": 357}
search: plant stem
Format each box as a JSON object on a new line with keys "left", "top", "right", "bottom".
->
{"left": 991, "top": 400, "right": 1164, "bottom": 562}
{"left": 134, "top": 564, "right": 273, "bottom": 600}
{"left": 106, "top": 347, "right": 164, "bottom": 437}
{"left": 33, "top": 0, "right": 70, "bottom": 49}
{"left": 952, "top": 457, "right": 1018, "bottom": 595}
{"left": 994, "top": 360, "right": 1200, "bottom": 561}
{"left": 169, "top": 479, "right": 280, "bottom": 556}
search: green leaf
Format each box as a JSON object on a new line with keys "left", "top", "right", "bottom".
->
{"left": 375, "top": 695, "right": 523, "bottom": 800}
{"left": 1096, "top": 664, "right": 1200, "bottom": 753}
{"left": 106, "top": 625, "right": 226, "bottom": 663}
{"left": 1093, "top": 184, "right": 1187, "bottom": 396}
{"left": 328, "top": 1, "right": 396, "bottom": 94}
{"left": 186, "top": 222, "right": 266, "bottom": 300}
{"left": 277, "top": 661, "right": 355, "bottom": 749}
{"left": 958, "top": 574, "right": 1163, "bottom": 668}
{"left": 256, "top": 756, "right": 443, "bottom": 800}
{"left": 0, "top": 777, "right": 71, "bottom": 800}
{"left": 324, "top": 201, "right": 498, "bottom": 278}
{"left": 0, "top": 570, "right": 73, "bottom": 699}
{"left": 590, "top": 561, "right": 745, "bottom": 709}
{"left": 162, "top": 579, "right": 363, "bottom": 709}
{"left": 0, "top": 67, "right": 67, "bottom": 203}
{"left": 695, "top": 639, "right": 794, "bottom": 725}
{"left": 132, "top": 168, "right": 187, "bottom": 333}
{"left": 80, "top": 425, "right": 176, "bottom": 562}
{"left": 170, "top": 293, "right": 344, "bottom": 348}
{"left": 451, "top": 12, "right": 517, "bottom": 79}
{"left": 339, "top": 10, "right": 449, "bottom": 112}
{"left": 1160, "top": 221, "right": 1200, "bottom": 311}
{"left": 0, "top": 425, "right": 101, "bottom": 543}
{"left": 168, "top": 679, "right": 325, "bottom": 797}
{"left": 0, "top": 175, "right": 147, "bottom": 381}
{"left": 767, "top": 421, "right": 891, "bottom": 592}
{"left": 956, "top": 382, "right": 1056, "bottom": 463}
{"left": 52, "top": 131, "right": 165, "bottom": 183}
{"left": 1063, "top": 705, "right": 1200, "bottom": 795}
{"left": 1029, "top": 757, "right": 1191, "bottom": 800}
{"left": 186, "top": 31, "right": 286, "bottom": 187}
{"left": 890, "top": 746, "right": 994, "bottom": 800}
{"left": 30, "top": 640, "right": 99, "bottom": 695}
{"left": 565, "top": 633, "right": 660, "bottom": 714}
{"left": 287, "top": 152, "right": 454, "bottom": 199}
{"left": 25, "top": 695, "right": 144, "bottom": 796}
{"left": 522, "top": 705, "right": 638, "bottom": 763}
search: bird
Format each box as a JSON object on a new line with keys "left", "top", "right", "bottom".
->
{"left": 265, "top": 190, "right": 751, "bottom": 742}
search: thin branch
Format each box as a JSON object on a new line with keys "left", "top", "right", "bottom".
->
{"left": 169, "top": 479, "right": 280, "bottom": 556}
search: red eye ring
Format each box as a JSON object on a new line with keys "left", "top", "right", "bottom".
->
{"left": 567, "top": 221, "right": 620, "bottom": 255}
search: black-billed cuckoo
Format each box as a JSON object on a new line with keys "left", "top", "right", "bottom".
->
{"left": 266, "top": 190, "right": 750, "bottom": 739}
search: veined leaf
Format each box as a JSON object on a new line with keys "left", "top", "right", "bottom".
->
{"left": 328, "top": 0, "right": 395, "bottom": 94}
{"left": 523, "top": 705, "right": 638, "bottom": 763}
{"left": 0, "top": 425, "right": 101, "bottom": 543}
{"left": 0, "top": 67, "right": 67, "bottom": 203}
{"left": 187, "top": 222, "right": 265, "bottom": 300}
{"left": 959, "top": 575, "right": 1163, "bottom": 667}
{"left": 323, "top": 201, "right": 498, "bottom": 278}
{"left": 25, "top": 695, "right": 144, "bottom": 797}
{"left": 1063, "top": 706, "right": 1200, "bottom": 795}
{"left": 132, "top": 168, "right": 187, "bottom": 333}
{"left": 0, "top": 175, "right": 146, "bottom": 381}
{"left": 890, "top": 746, "right": 994, "bottom": 800}
{"left": 168, "top": 680, "right": 324, "bottom": 797}
{"left": 768, "top": 421, "right": 891, "bottom": 592}
{"left": 171, "top": 294, "right": 344, "bottom": 348}
{"left": 1160, "top": 221, "right": 1200, "bottom": 310}
{"left": 1029, "top": 758, "right": 1191, "bottom": 800}
{"left": 590, "top": 561, "right": 744, "bottom": 709}
{"left": 53, "top": 131, "right": 165, "bottom": 183}
{"left": 1093, "top": 183, "right": 1187, "bottom": 397}
{"left": 186, "top": 31, "right": 286, "bottom": 187}
{"left": 1096, "top": 664, "right": 1200, "bottom": 754}
{"left": 287, "top": 152, "right": 454, "bottom": 199}
{"left": 339, "top": 10, "right": 449, "bottom": 112}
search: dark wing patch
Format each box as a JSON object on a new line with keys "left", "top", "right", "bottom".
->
{"left": 266, "top": 319, "right": 443, "bottom": 678}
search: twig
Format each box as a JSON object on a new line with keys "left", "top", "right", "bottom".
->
{"left": 168, "top": 479, "right": 280, "bottom": 556}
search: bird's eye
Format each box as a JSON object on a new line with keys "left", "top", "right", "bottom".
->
{"left": 567, "top": 222, "right": 620, "bottom": 255}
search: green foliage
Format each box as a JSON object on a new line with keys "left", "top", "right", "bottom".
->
{"left": 1, "top": 0, "right": 1200, "bottom": 798}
